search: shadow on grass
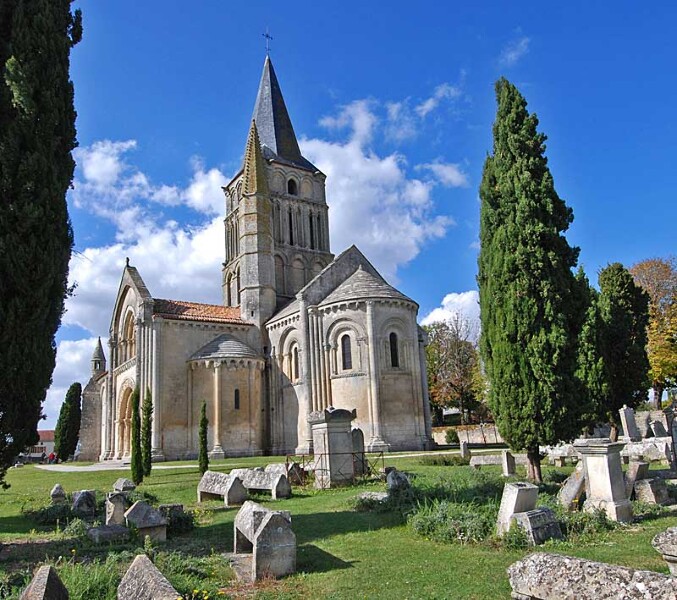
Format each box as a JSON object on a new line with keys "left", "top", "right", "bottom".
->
{"left": 297, "top": 544, "right": 355, "bottom": 573}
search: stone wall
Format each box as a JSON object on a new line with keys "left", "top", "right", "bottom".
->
{"left": 433, "top": 424, "right": 504, "bottom": 445}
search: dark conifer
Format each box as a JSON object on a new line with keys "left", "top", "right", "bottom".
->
{"left": 198, "top": 401, "right": 209, "bottom": 475}
{"left": 53, "top": 382, "right": 81, "bottom": 460}
{"left": 130, "top": 387, "right": 143, "bottom": 485}
{"left": 141, "top": 387, "right": 153, "bottom": 477}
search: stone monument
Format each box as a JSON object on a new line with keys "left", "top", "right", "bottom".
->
{"left": 308, "top": 407, "right": 356, "bottom": 488}
{"left": 619, "top": 405, "right": 641, "bottom": 442}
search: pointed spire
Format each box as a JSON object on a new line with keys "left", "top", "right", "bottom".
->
{"left": 92, "top": 337, "right": 106, "bottom": 373}
{"left": 242, "top": 120, "right": 269, "bottom": 196}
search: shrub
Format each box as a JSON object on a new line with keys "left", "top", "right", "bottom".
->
{"left": 62, "top": 517, "right": 88, "bottom": 539}
{"left": 445, "top": 428, "right": 459, "bottom": 444}
{"left": 408, "top": 499, "right": 497, "bottom": 544}
{"left": 557, "top": 507, "right": 615, "bottom": 538}
{"left": 23, "top": 502, "right": 74, "bottom": 525}
{"left": 500, "top": 521, "right": 530, "bottom": 549}
{"left": 419, "top": 455, "right": 469, "bottom": 467}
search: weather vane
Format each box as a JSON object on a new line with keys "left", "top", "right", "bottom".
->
{"left": 262, "top": 28, "right": 273, "bottom": 55}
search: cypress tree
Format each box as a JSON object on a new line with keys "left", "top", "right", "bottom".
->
{"left": 198, "top": 400, "right": 209, "bottom": 475}
{"left": 54, "top": 382, "right": 81, "bottom": 460}
{"left": 130, "top": 387, "right": 143, "bottom": 485}
{"left": 478, "top": 78, "right": 585, "bottom": 482}
{"left": 596, "top": 263, "right": 650, "bottom": 437}
{"left": 141, "top": 387, "right": 153, "bottom": 477}
{"left": 0, "top": 1, "right": 82, "bottom": 486}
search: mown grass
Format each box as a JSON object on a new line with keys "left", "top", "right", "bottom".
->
{"left": 0, "top": 454, "right": 676, "bottom": 599}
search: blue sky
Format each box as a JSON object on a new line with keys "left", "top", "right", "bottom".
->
{"left": 44, "top": 1, "right": 677, "bottom": 427}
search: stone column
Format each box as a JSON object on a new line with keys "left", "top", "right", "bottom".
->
{"left": 210, "top": 362, "right": 225, "bottom": 459}
{"left": 150, "top": 319, "right": 164, "bottom": 460}
{"left": 417, "top": 331, "right": 434, "bottom": 449}
{"left": 366, "top": 301, "right": 388, "bottom": 452}
{"left": 295, "top": 299, "right": 313, "bottom": 454}
{"left": 309, "top": 310, "right": 319, "bottom": 412}
{"left": 574, "top": 438, "right": 633, "bottom": 522}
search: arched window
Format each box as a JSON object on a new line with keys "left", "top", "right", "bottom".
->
{"left": 389, "top": 332, "right": 399, "bottom": 368}
{"left": 309, "top": 213, "right": 315, "bottom": 249}
{"left": 341, "top": 334, "right": 352, "bottom": 371}
{"left": 293, "top": 346, "right": 300, "bottom": 380}
{"left": 234, "top": 389, "right": 240, "bottom": 410}
{"left": 288, "top": 210, "right": 294, "bottom": 245}
{"left": 287, "top": 179, "right": 298, "bottom": 196}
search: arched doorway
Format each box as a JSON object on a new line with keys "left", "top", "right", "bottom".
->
{"left": 117, "top": 387, "right": 134, "bottom": 459}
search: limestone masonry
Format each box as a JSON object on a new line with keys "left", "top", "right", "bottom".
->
{"left": 79, "top": 56, "right": 433, "bottom": 461}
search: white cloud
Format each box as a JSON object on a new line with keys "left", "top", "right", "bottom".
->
{"left": 417, "top": 161, "right": 469, "bottom": 188}
{"left": 499, "top": 36, "right": 530, "bottom": 67}
{"left": 319, "top": 99, "right": 377, "bottom": 145}
{"left": 421, "top": 290, "right": 480, "bottom": 328}
{"left": 415, "top": 83, "right": 462, "bottom": 118}
{"left": 78, "top": 140, "right": 137, "bottom": 186}
{"left": 384, "top": 101, "right": 418, "bottom": 142}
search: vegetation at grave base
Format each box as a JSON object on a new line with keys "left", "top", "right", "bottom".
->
{"left": 478, "top": 77, "right": 586, "bottom": 482}
{"left": 0, "top": 0, "right": 82, "bottom": 488}
{"left": 630, "top": 256, "right": 677, "bottom": 407}
{"left": 130, "top": 387, "right": 143, "bottom": 485}
{"left": 142, "top": 387, "right": 154, "bottom": 477}
{"left": 2, "top": 458, "right": 677, "bottom": 599}
{"left": 54, "top": 382, "right": 82, "bottom": 460}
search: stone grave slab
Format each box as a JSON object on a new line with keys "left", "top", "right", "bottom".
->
{"left": 105, "top": 492, "right": 128, "bottom": 526}
{"left": 652, "top": 527, "right": 677, "bottom": 575}
{"left": 117, "top": 554, "right": 178, "bottom": 599}
{"left": 197, "top": 470, "right": 248, "bottom": 506}
{"left": 460, "top": 440, "right": 470, "bottom": 460}
{"left": 87, "top": 524, "right": 130, "bottom": 545}
{"left": 558, "top": 462, "right": 586, "bottom": 511}
{"left": 620, "top": 405, "right": 641, "bottom": 441}
{"left": 652, "top": 420, "right": 669, "bottom": 437}
{"left": 19, "top": 565, "right": 68, "bottom": 600}
{"left": 512, "top": 508, "right": 563, "bottom": 545}
{"left": 624, "top": 461, "right": 649, "bottom": 499}
{"left": 634, "top": 478, "right": 670, "bottom": 505}
{"left": 124, "top": 501, "right": 167, "bottom": 543}
{"left": 502, "top": 450, "right": 516, "bottom": 476}
{"left": 113, "top": 478, "right": 136, "bottom": 492}
{"left": 50, "top": 484, "right": 66, "bottom": 505}
{"left": 497, "top": 482, "right": 538, "bottom": 536}
{"left": 230, "top": 468, "right": 291, "bottom": 499}
{"left": 71, "top": 490, "right": 96, "bottom": 516}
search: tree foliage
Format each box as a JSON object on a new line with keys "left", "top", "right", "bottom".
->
{"left": 630, "top": 257, "right": 677, "bottom": 406}
{"left": 130, "top": 387, "right": 143, "bottom": 485}
{"left": 424, "top": 315, "right": 483, "bottom": 424}
{"left": 53, "top": 382, "right": 81, "bottom": 459}
{"left": 0, "top": 0, "right": 82, "bottom": 486}
{"left": 141, "top": 387, "right": 153, "bottom": 477}
{"left": 477, "top": 78, "right": 585, "bottom": 482}
{"left": 198, "top": 400, "right": 209, "bottom": 475}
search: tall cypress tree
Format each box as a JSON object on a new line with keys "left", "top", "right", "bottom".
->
{"left": 478, "top": 78, "right": 585, "bottom": 482}
{"left": 0, "top": 1, "right": 82, "bottom": 486}
{"left": 54, "top": 381, "right": 81, "bottom": 460}
{"left": 198, "top": 401, "right": 209, "bottom": 475}
{"left": 141, "top": 387, "right": 153, "bottom": 477}
{"left": 130, "top": 387, "right": 143, "bottom": 485}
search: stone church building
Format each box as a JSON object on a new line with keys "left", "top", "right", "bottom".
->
{"left": 80, "top": 57, "right": 434, "bottom": 461}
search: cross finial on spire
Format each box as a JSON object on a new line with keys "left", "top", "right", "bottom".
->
{"left": 262, "top": 28, "right": 273, "bottom": 55}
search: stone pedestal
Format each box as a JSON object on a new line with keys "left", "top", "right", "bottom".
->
{"left": 497, "top": 482, "right": 539, "bottom": 536}
{"left": 619, "top": 405, "right": 641, "bottom": 441}
{"left": 308, "top": 407, "right": 356, "bottom": 488}
{"left": 574, "top": 438, "right": 633, "bottom": 523}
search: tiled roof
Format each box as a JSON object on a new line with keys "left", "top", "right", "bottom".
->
{"left": 153, "top": 299, "right": 245, "bottom": 324}
{"left": 190, "top": 334, "right": 261, "bottom": 361}
{"left": 320, "top": 266, "right": 414, "bottom": 307}
{"left": 38, "top": 430, "right": 55, "bottom": 442}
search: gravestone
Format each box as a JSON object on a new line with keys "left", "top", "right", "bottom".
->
{"left": 231, "top": 501, "right": 296, "bottom": 582}
{"left": 265, "top": 462, "right": 304, "bottom": 485}
{"left": 124, "top": 501, "right": 167, "bottom": 543}
{"left": 574, "top": 438, "right": 632, "bottom": 522}
{"left": 113, "top": 478, "right": 136, "bottom": 492}
{"left": 197, "top": 471, "right": 248, "bottom": 506}
{"left": 620, "top": 405, "right": 641, "bottom": 441}
{"left": 117, "top": 554, "right": 178, "bottom": 599}
{"left": 502, "top": 450, "right": 516, "bottom": 476}
{"left": 508, "top": 552, "right": 677, "bottom": 599}
{"left": 651, "top": 420, "right": 669, "bottom": 437}
{"left": 229, "top": 468, "right": 291, "bottom": 499}
{"left": 634, "top": 478, "right": 670, "bottom": 505}
{"left": 460, "top": 440, "right": 470, "bottom": 460}
{"left": 352, "top": 428, "right": 367, "bottom": 476}
{"left": 557, "top": 462, "right": 586, "bottom": 511}
{"left": 308, "top": 407, "right": 356, "bottom": 488}
{"left": 71, "top": 490, "right": 96, "bottom": 516}
{"left": 105, "top": 492, "right": 128, "bottom": 526}
{"left": 386, "top": 470, "right": 410, "bottom": 494}
{"left": 50, "top": 484, "right": 66, "bottom": 505}
{"left": 652, "top": 527, "right": 677, "bottom": 575}
{"left": 496, "top": 482, "right": 539, "bottom": 536}
{"left": 624, "top": 461, "right": 649, "bottom": 499}
{"left": 512, "top": 508, "right": 563, "bottom": 545}
{"left": 87, "top": 524, "right": 130, "bottom": 544}
{"left": 19, "top": 565, "right": 68, "bottom": 600}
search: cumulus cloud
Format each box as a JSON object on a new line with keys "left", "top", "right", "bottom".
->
{"left": 415, "top": 82, "right": 463, "bottom": 118}
{"left": 417, "top": 161, "right": 469, "bottom": 188}
{"left": 421, "top": 290, "right": 480, "bottom": 328}
{"left": 319, "top": 99, "right": 377, "bottom": 145}
{"left": 499, "top": 36, "right": 530, "bottom": 67}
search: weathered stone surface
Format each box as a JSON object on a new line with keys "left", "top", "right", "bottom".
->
{"left": 502, "top": 450, "right": 516, "bottom": 476}
{"left": 651, "top": 420, "right": 669, "bottom": 437}
{"left": 117, "top": 554, "right": 178, "bottom": 599}
{"left": 558, "top": 462, "right": 586, "bottom": 511}
{"left": 197, "top": 471, "right": 248, "bottom": 506}
{"left": 106, "top": 492, "right": 128, "bottom": 526}
{"left": 230, "top": 468, "right": 291, "bottom": 499}
{"left": 512, "top": 508, "right": 563, "bottom": 545}
{"left": 575, "top": 438, "right": 633, "bottom": 523}
{"left": 624, "top": 461, "right": 650, "bottom": 499}
{"left": 20, "top": 565, "right": 68, "bottom": 600}
{"left": 87, "top": 524, "right": 130, "bottom": 544}
{"left": 71, "top": 490, "right": 96, "bottom": 516}
{"left": 356, "top": 491, "right": 389, "bottom": 503}
{"left": 471, "top": 454, "right": 528, "bottom": 469}
{"left": 620, "top": 405, "right": 642, "bottom": 441}
{"left": 460, "top": 441, "right": 470, "bottom": 460}
{"left": 309, "top": 407, "right": 357, "bottom": 487}
{"left": 113, "top": 478, "right": 136, "bottom": 492}
{"left": 352, "top": 428, "right": 367, "bottom": 476}
{"left": 497, "top": 482, "right": 538, "bottom": 536}
{"left": 50, "top": 484, "right": 66, "bottom": 505}
{"left": 265, "top": 462, "right": 305, "bottom": 484}
{"left": 507, "top": 552, "right": 677, "bottom": 599}
{"left": 124, "top": 501, "right": 167, "bottom": 543}
{"left": 634, "top": 478, "right": 670, "bottom": 505}
{"left": 386, "top": 469, "right": 410, "bottom": 494}
{"left": 623, "top": 438, "right": 674, "bottom": 464}
{"left": 652, "top": 527, "right": 677, "bottom": 575}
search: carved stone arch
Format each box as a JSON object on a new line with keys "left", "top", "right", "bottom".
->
{"left": 271, "top": 170, "right": 285, "bottom": 193}
{"left": 287, "top": 175, "right": 299, "bottom": 196}
{"left": 379, "top": 315, "right": 411, "bottom": 370}
{"left": 300, "top": 177, "right": 313, "bottom": 199}
{"left": 311, "top": 260, "right": 324, "bottom": 277}
{"left": 279, "top": 325, "right": 302, "bottom": 381}
{"left": 326, "top": 317, "right": 366, "bottom": 374}
{"left": 289, "top": 253, "right": 308, "bottom": 294}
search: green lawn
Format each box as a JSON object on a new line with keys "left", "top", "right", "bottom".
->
{"left": 0, "top": 455, "right": 675, "bottom": 599}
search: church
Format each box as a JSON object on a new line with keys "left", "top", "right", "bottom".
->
{"left": 79, "top": 56, "right": 434, "bottom": 461}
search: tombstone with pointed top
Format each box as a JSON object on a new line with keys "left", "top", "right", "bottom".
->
{"left": 105, "top": 492, "right": 128, "bottom": 526}
{"left": 50, "top": 484, "right": 66, "bottom": 505}
{"left": 124, "top": 501, "right": 167, "bottom": 543}
{"left": 19, "top": 565, "right": 68, "bottom": 600}
{"left": 619, "top": 405, "right": 641, "bottom": 441}
{"left": 117, "top": 554, "right": 178, "bottom": 599}
{"left": 113, "top": 478, "right": 136, "bottom": 493}
{"left": 72, "top": 490, "right": 96, "bottom": 516}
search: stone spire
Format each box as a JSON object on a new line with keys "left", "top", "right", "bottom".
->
{"left": 251, "top": 56, "right": 317, "bottom": 171}
{"left": 91, "top": 337, "right": 106, "bottom": 375}
{"left": 242, "top": 120, "right": 269, "bottom": 196}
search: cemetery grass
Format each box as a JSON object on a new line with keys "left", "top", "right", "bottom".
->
{"left": 1, "top": 459, "right": 677, "bottom": 598}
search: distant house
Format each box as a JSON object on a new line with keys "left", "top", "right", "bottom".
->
{"left": 25, "top": 430, "right": 55, "bottom": 460}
